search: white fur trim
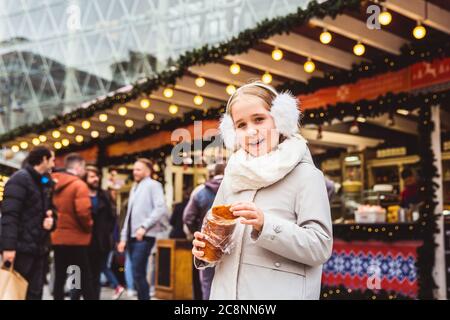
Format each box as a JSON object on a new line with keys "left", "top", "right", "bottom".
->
{"left": 270, "top": 92, "right": 300, "bottom": 137}
{"left": 219, "top": 114, "right": 237, "bottom": 150}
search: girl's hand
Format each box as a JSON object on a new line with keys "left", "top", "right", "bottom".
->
{"left": 230, "top": 202, "right": 264, "bottom": 232}
{"left": 192, "top": 231, "right": 208, "bottom": 261}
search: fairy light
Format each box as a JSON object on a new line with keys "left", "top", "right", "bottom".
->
{"left": 378, "top": 9, "right": 392, "bottom": 26}
{"left": 99, "top": 113, "right": 108, "bottom": 122}
{"left": 75, "top": 135, "right": 84, "bottom": 143}
{"left": 91, "top": 130, "right": 100, "bottom": 138}
{"left": 193, "top": 95, "right": 204, "bottom": 106}
{"left": 413, "top": 21, "right": 426, "bottom": 39}
{"left": 66, "top": 125, "right": 75, "bottom": 134}
{"left": 39, "top": 135, "right": 47, "bottom": 142}
{"left": 229, "top": 63, "right": 241, "bottom": 75}
{"left": 319, "top": 29, "right": 332, "bottom": 44}
{"left": 353, "top": 41, "right": 366, "bottom": 56}
{"left": 61, "top": 138, "right": 70, "bottom": 147}
{"left": 168, "top": 104, "right": 179, "bottom": 115}
{"left": 140, "top": 98, "right": 150, "bottom": 109}
{"left": 118, "top": 106, "right": 128, "bottom": 116}
{"left": 107, "top": 125, "right": 115, "bottom": 134}
{"left": 54, "top": 142, "right": 62, "bottom": 150}
{"left": 304, "top": 58, "right": 316, "bottom": 73}
{"left": 226, "top": 84, "right": 236, "bottom": 95}
{"left": 32, "top": 138, "right": 40, "bottom": 146}
{"left": 163, "top": 88, "right": 174, "bottom": 98}
{"left": 11, "top": 145, "right": 20, "bottom": 153}
{"left": 261, "top": 72, "right": 272, "bottom": 84}
{"left": 195, "top": 77, "right": 206, "bottom": 87}
{"left": 271, "top": 48, "right": 283, "bottom": 61}
{"left": 146, "top": 113, "right": 155, "bottom": 122}
{"left": 81, "top": 120, "right": 91, "bottom": 129}
{"left": 52, "top": 130, "right": 61, "bottom": 139}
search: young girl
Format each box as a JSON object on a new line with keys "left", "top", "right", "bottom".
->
{"left": 192, "top": 81, "right": 332, "bottom": 300}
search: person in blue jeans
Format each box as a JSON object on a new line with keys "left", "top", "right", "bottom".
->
{"left": 117, "top": 158, "right": 168, "bottom": 300}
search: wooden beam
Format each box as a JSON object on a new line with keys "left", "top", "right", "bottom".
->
{"left": 301, "top": 128, "right": 384, "bottom": 150}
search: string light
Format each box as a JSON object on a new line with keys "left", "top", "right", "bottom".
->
{"left": 118, "top": 106, "right": 128, "bottom": 116}
{"left": 75, "top": 135, "right": 84, "bottom": 143}
{"left": 229, "top": 63, "right": 240, "bottom": 75}
{"left": 91, "top": 130, "right": 100, "bottom": 138}
{"left": 52, "top": 130, "right": 61, "bottom": 139}
{"left": 140, "top": 98, "right": 150, "bottom": 109}
{"left": 61, "top": 138, "right": 70, "bottom": 147}
{"left": 99, "top": 113, "right": 108, "bottom": 122}
{"left": 146, "top": 113, "right": 155, "bottom": 122}
{"left": 413, "top": 21, "right": 426, "bottom": 39}
{"left": 81, "top": 120, "right": 91, "bottom": 129}
{"left": 125, "top": 119, "right": 134, "bottom": 128}
{"left": 261, "top": 72, "right": 272, "bottom": 84}
{"left": 319, "top": 29, "right": 332, "bottom": 44}
{"left": 353, "top": 41, "right": 366, "bottom": 56}
{"left": 226, "top": 84, "right": 236, "bottom": 95}
{"left": 20, "top": 141, "right": 28, "bottom": 149}
{"left": 107, "top": 125, "right": 115, "bottom": 134}
{"left": 163, "top": 88, "right": 174, "bottom": 98}
{"left": 32, "top": 138, "right": 40, "bottom": 146}
{"left": 378, "top": 8, "right": 392, "bottom": 26}
{"left": 11, "top": 145, "right": 20, "bottom": 153}
{"left": 195, "top": 77, "right": 206, "bottom": 88}
{"left": 54, "top": 142, "right": 62, "bottom": 150}
{"left": 168, "top": 104, "right": 179, "bottom": 115}
{"left": 271, "top": 48, "right": 283, "bottom": 61}
{"left": 304, "top": 58, "right": 316, "bottom": 73}
{"left": 66, "top": 125, "right": 75, "bottom": 134}
{"left": 39, "top": 135, "right": 47, "bottom": 142}
{"left": 193, "top": 95, "right": 204, "bottom": 106}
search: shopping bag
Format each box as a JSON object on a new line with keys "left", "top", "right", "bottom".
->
{"left": 0, "top": 262, "right": 28, "bottom": 300}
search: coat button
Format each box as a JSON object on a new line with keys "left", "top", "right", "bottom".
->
{"left": 274, "top": 262, "right": 281, "bottom": 268}
{"left": 273, "top": 225, "right": 282, "bottom": 233}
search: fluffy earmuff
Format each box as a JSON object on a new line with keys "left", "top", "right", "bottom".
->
{"left": 219, "top": 83, "right": 301, "bottom": 150}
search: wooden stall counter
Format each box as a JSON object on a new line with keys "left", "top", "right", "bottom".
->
{"left": 155, "top": 239, "right": 193, "bottom": 300}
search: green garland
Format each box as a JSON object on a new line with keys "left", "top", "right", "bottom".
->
{"left": 1, "top": 0, "right": 448, "bottom": 145}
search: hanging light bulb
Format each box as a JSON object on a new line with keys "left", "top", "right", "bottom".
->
{"left": 118, "top": 106, "right": 128, "bottom": 116}
{"left": 54, "top": 142, "right": 62, "bottom": 150}
{"left": 353, "top": 41, "right": 366, "bottom": 56}
{"left": 226, "top": 84, "right": 236, "bottom": 95}
{"left": 163, "top": 88, "right": 174, "bottom": 98}
{"left": 39, "top": 135, "right": 47, "bottom": 142}
{"left": 20, "top": 141, "right": 28, "bottom": 149}
{"left": 61, "top": 138, "right": 70, "bottom": 147}
{"left": 32, "top": 138, "right": 40, "bottom": 146}
{"left": 52, "top": 130, "right": 61, "bottom": 139}
{"left": 304, "top": 58, "right": 316, "bottom": 73}
{"left": 11, "top": 145, "right": 20, "bottom": 153}
{"left": 193, "top": 95, "right": 204, "bottom": 106}
{"left": 168, "top": 104, "right": 179, "bottom": 115}
{"left": 107, "top": 125, "right": 115, "bottom": 134}
{"left": 229, "top": 63, "right": 240, "bottom": 75}
{"left": 75, "top": 135, "right": 84, "bottom": 143}
{"left": 81, "top": 120, "right": 91, "bottom": 129}
{"left": 91, "top": 130, "right": 100, "bottom": 138}
{"left": 146, "top": 113, "right": 155, "bottom": 122}
{"left": 261, "top": 72, "right": 272, "bottom": 84}
{"left": 413, "top": 21, "right": 426, "bottom": 39}
{"left": 66, "top": 125, "right": 75, "bottom": 134}
{"left": 125, "top": 119, "right": 134, "bottom": 128}
{"left": 271, "top": 48, "right": 283, "bottom": 61}
{"left": 140, "top": 98, "right": 150, "bottom": 109}
{"left": 99, "top": 113, "right": 108, "bottom": 122}
{"left": 319, "top": 29, "right": 332, "bottom": 44}
{"left": 195, "top": 77, "right": 206, "bottom": 88}
{"left": 378, "top": 9, "right": 392, "bottom": 26}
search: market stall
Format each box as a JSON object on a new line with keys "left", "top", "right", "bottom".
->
{"left": 1, "top": 0, "right": 449, "bottom": 299}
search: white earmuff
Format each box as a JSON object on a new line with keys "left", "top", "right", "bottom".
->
{"left": 219, "top": 82, "right": 301, "bottom": 151}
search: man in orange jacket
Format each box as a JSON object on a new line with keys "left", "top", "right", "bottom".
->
{"left": 51, "top": 153, "right": 94, "bottom": 300}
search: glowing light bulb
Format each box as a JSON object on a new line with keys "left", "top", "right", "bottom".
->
{"left": 66, "top": 125, "right": 75, "bottom": 134}
{"left": 226, "top": 84, "right": 236, "bottom": 95}
{"left": 353, "top": 42, "right": 365, "bottom": 56}
{"left": 81, "top": 121, "right": 91, "bottom": 129}
{"left": 54, "top": 142, "right": 62, "bottom": 150}
{"left": 304, "top": 58, "right": 316, "bottom": 73}
{"left": 378, "top": 10, "right": 392, "bottom": 26}
{"left": 319, "top": 30, "right": 332, "bottom": 44}
{"left": 39, "top": 135, "right": 47, "bottom": 142}
{"left": 195, "top": 77, "right": 206, "bottom": 88}
{"left": 229, "top": 63, "right": 240, "bottom": 75}
{"left": 32, "top": 138, "right": 40, "bottom": 146}
{"left": 99, "top": 114, "right": 108, "bottom": 122}
{"left": 107, "top": 125, "right": 115, "bottom": 134}
{"left": 52, "top": 130, "right": 61, "bottom": 139}
{"left": 118, "top": 106, "right": 128, "bottom": 116}
{"left": 125, "top": 119, "right": 134, "bottom": 128}
{"left": 11, "top": 145, "right": 20, "bottom": 153}
{"left": 140, "top": 98, "right": 150, "bottom": 109}
{"left": 193, "top": 95, "right": 204, "bottom": 106}
{"left": 413, "top": 22, "right": 426, "bottom": 39}
{"left": 146, "top": 113, "right": 155, "bottom": 122}
{"left": 61, "top": 139, "right": 70, "bottom": 147}
{"left": 75, "top": 135, "right": 84, "bottom": 143}
{"left": 271, "top": 48, "right": 283, "bottom": 61}
{"left": 163, "top": 88, "right": 174, "bottom": 98}
{"left": 261, "top": 72, "right": 272, "bottom": 84}
{"left": 20, "top": 141, "right": 28, "bottom": 149}
{"left": 91, "top": 130, "right": 99, "bottom": 138}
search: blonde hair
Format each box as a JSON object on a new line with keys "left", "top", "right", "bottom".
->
{"left": 227, "top": 81, "right": 277, "bottom": 116}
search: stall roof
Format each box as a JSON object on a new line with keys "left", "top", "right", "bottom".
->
{"left": 1, "top": 0, "right": 449, "bottom": 154}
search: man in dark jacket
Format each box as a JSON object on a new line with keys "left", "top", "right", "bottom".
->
{"left": 183, "top": 163, "right": 224, "bottom": 300}
{"left": 0, "top": 146, "right": 56, "bottom": 300}
{"left": 82, "top": 165, "right": 118, "bottom": 300}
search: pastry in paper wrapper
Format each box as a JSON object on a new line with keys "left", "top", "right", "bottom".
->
{"left": 200, "top": 205, "right": 237, "bottom": 264}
